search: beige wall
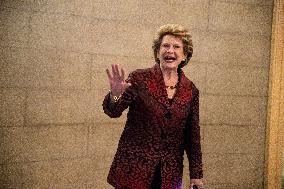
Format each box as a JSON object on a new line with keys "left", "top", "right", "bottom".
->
{"left": 0, "top": 0, "right": 273, "bottom": 189}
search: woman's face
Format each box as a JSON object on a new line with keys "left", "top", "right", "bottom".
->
{"left": 157, "top": 35, "right": 186, "bottom": 70}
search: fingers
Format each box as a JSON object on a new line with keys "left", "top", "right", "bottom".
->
{"left": 121, "top": 67, "right": 125, "bottom": 80}
{"left": 106, "top": 69, "right": 112, "bottom": 80}
{"left": 110, "top": 64, "right": 128, "bottom": 81}
{"left": 107, "top": 64, "right": 130, "bottom": 84}
{"left": 111, "top": 64, "right": 118, "bottom": 79}
{"left": 111, "top": 64, "right": 122, "bottom": 80}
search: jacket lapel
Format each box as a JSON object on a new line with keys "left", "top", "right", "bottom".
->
{"left": 143, "top": 64, "right": 193, "bottom": 107}
{"left": 173, "top": 71, "right": 193, "bottom": 107}
{"left": 144, "top": 64, "right": 170, "bottom": 107}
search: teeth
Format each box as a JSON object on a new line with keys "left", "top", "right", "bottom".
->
{"left": 165, "top": 56, "right": 175, "bottom": 60}
{"left": 165, "top": 59, "right": 174, "bottom": 62}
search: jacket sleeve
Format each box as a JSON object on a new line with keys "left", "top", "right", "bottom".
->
{"left": 184, "top": 85, "right": 203, "bottom": 179}
{"left": 102, "top": 72, "right": 138, "bottom": 118}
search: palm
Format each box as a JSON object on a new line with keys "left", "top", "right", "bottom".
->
{"left": 106, "top": 64, "right": 130, "bottom": 96}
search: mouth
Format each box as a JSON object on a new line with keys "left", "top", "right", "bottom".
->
{"left": 164, "top": 55, "right": 176, "bottom": 63}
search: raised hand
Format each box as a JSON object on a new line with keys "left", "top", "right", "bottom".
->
{"left": 106, "top": 64, "right": 131, "bottom": 96}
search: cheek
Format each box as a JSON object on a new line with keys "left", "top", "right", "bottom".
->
{"left": 179, "top": 51, "right": 186, "bottom": 58}
{"left": 157, "top": 50, "right": 163, "bottom": 58}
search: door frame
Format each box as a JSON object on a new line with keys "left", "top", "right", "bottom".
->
{"left": 265, "top": 0, "right": 284, "bottom": 188}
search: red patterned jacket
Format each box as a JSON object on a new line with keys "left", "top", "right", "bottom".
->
{"left": 103, "top": 63, "right": 203, "bottom": 189}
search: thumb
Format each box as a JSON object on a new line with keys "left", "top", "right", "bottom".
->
{"left": 122, "top": 82, "right": 131, "bottom": 91}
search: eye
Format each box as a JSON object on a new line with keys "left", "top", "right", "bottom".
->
{"left": 173, "top": 44, "right": 182, "bottom": 49}
{"left": 161, "top": 43, "right": 170, "bottom": 48}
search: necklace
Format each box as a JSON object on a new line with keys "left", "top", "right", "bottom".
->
{"left": 166, "top": 85, "right": 177, "bottom": 89}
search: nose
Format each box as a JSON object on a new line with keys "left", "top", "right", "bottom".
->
{"left": 166, "top": 45, "right": 174, "bottom": 53}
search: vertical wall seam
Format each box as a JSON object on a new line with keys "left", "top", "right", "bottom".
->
{"left": 23, "top": 88, "right": 28, "bottom": 128}
{"left": 26, "top": 6, "right": 32, "bottom": 49}
{"left": 207, "top": 0, "right": 212, "bottom": 32}
{"left": 89, "top": 54, "right": 94, "bottom": 90}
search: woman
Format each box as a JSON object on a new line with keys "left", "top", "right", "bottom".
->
{"left": 103, "top": 24, "right": 204, "bottom": 189}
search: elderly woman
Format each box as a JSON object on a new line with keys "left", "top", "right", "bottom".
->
{"left": 103, "top": 24, "right": 204, "bottom": 189}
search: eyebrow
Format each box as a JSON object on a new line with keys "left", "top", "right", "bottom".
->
{"left": 162, "top": 42, "right": 182, "bottom": 45}
{"left": 161, "top": 43, "right": 183, "bottom": 47}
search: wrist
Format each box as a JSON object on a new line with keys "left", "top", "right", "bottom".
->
{"left": 109, "top": 90, "right": 122, "bottom": 102}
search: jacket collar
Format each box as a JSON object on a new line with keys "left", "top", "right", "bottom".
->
{"left": 145, "top": 63, "right": 192, "bottom": 108}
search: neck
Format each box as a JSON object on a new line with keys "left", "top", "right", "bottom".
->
{"left": 160, "top": 65, "right": 179, "bottom": 85}
{"left": 160, "top": 63, "right": 178, "bottom": 74}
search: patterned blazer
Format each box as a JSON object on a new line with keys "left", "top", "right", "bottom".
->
{"left": 103, "top": 63, "right": 203, "bottom": 189}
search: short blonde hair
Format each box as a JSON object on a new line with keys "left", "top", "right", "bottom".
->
{"left": 152, "top": 24, "right": 193, "bottom": 68}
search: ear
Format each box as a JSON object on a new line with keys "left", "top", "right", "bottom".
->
{"left": 157, "top": 50, "right": 160, "bottom": 57}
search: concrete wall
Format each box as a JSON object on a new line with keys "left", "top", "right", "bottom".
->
{"left": 0, "top": 0, "right": 273, "bottom": 188}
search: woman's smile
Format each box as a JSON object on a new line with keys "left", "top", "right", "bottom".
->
{"left": 164, "top": 55, "right": 177, "bottom": 63}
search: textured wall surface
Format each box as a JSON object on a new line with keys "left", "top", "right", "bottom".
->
{"left": 0, "top": 0, "right": 274, "bottom": 189}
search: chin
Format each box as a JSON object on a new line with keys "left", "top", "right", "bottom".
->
{"left": 162, "top": 63, "right": 179, "bottom": 70}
